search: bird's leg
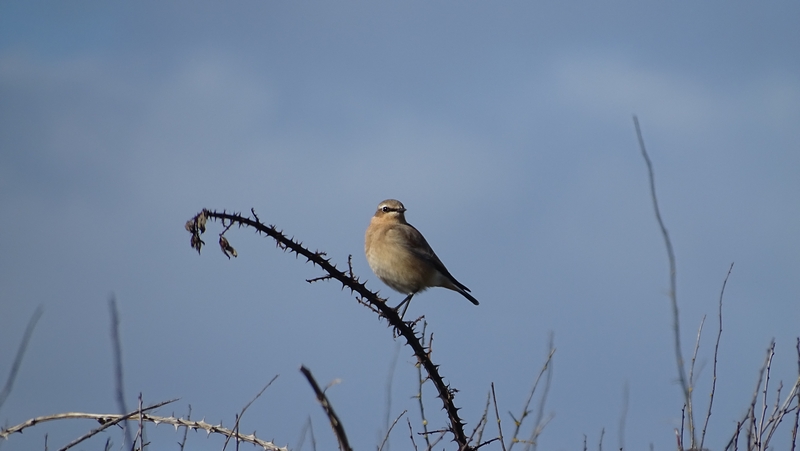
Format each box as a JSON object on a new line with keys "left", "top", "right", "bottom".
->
{"left": 394, "top": 292, "right": 415, "bottom": 320}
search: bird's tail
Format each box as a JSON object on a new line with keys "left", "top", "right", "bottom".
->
{"left": 458, "top": 288, "right": 480, "bottom": 305}
{"left": 439, "top": 272, "right": 479, "bottom": 305}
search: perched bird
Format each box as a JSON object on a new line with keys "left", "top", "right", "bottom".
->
{"left": 365, "top": 199, "right": 479, "bottom": 316}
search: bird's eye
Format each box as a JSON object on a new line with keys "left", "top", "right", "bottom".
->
{"left": 381, "top": 206, "right": 390, "bottom": 213}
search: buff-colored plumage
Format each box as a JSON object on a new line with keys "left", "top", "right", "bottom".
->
{"left": 365, "top": 199, "right": 479, "bottom": 308}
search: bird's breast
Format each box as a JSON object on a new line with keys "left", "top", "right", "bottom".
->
{"left": 365, "top": 235, "right": 434, "bottom": 295}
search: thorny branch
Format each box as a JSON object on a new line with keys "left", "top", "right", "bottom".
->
{"left": 1, "top": 399, "right": 178, "bottom": 450}
{"left": 185, "top": 209, "right": 473, "bottom": 449}
{"left": 0, "top": 399, "right": 289, "bottom": 451}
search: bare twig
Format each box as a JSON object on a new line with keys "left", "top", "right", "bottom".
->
{"left": 0, "top": 305, "right": 43, "bottom": 414}
{"left": 415, "top": 322, "right": 433, "bottom": 450}
{"left": 763, "top": 375, "right": 800, "bottom": 448}
{"left": 424, "top": 430, "right": 447, "bottom": 450}
{"left": 415, "top": 322, "right": 435, "bottom": 450}
{"left": 473, "top": 390, "right": 492, "bottom": 446}
{"left": 700, "top": 262, "right": 733, "bottom": 450}
{"left": 728, "top": 421, "right": 742, "bottom": 451}
{"left": 223, "top": 375, "right": 279, "bottom": 451}
{"left": 378, "top": 410, "right": 407, "bottom": 451}
{"left": 525, "top": 333, "right": 556, "bottom": 451}
{"left": 492, "top": 383, "right": 507, "bottom": 451}
{"left": 473, "top": 437, "right": 501, "bottom": 450}
{"left": 381, "top": 343, "right": 401, "bottom": 451}
{"left": 520, "top": 415, "right": 554, "bottom": 451}
{"left": 296, "top": 417, "right": 317, "bottom": 451}
{"left": 508, "top": 344, "right": 556, "bottom": 451}
{"left": 178, "top": 405, "right": 192, "bottom": 451}
{"left": 109, "top": 296, "right": 133, "bottom": 449}
{"left": 598, "top": 427, "right": 605, "bottom": 451}
{"left": 680, "top": 404, "right": 686, "bottom": 448}
{"left": 758, "top": 342, "right": 777, "bottom": 446}
{"left": 748, "top": 401, "right": 756, "bottom": 449}
{"left": 725, "top": 341, "right": 772, "bottom": 451}
{"left": 346, "top": 254, "right": 355, "bottom": 279}
{"left": 300, "top": 366, "right": 351, "bottom": 451}
{"left": 634, "top": 115, "right": 695, "bottom": 447}
{"left": 689, "top": 315, "right": 706, "bottom": 387}
{"left": 235, "top": 413, "right": 240, "bottom": 451}
{"left": 791, "top": 338, "right": 800, "bottom": 451}
{"left": 135, "top": 393, "right": 144, "bottom": 451}
{"left": 406, "top": 418, "right": 418, "bottom": 451}
{"left": 306, "top": 274, "right": 335, "bottom": 283}
{"left": 618, "top": 382, "right": 629, "bottom": 451}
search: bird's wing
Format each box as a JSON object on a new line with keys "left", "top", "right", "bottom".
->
{"left": 393, "top": 223, "right": 472, "bottom": 293}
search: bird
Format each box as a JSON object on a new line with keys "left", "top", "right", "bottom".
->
{"left": 365, "top": 199, "right": 479, "bottom": 317}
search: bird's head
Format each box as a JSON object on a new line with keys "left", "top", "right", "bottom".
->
{"left": 374, "top": 199, "right": 407, "bottom": 223}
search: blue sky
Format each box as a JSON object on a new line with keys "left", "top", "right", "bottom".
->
{"left": 1, "top": 2, "right": 799, "bottom": 450}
